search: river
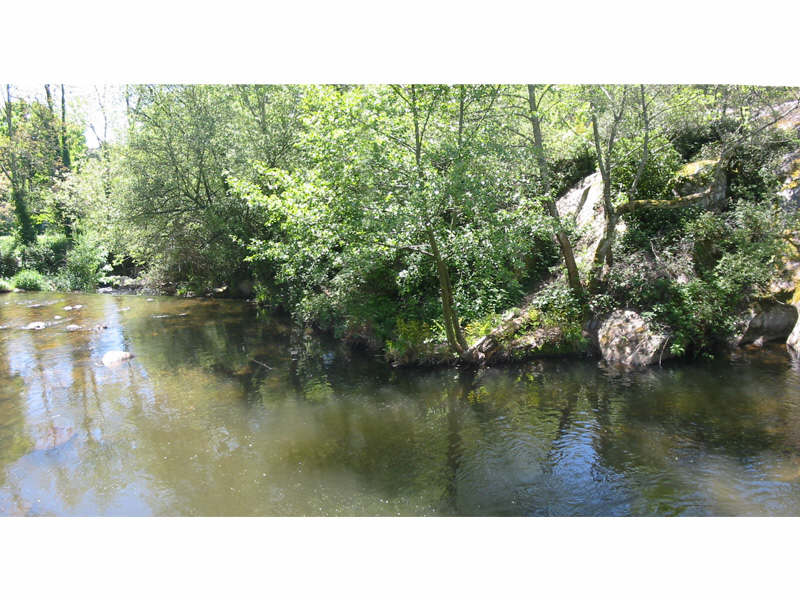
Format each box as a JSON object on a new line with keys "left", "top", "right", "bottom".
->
{"left": 1, "top": 292, "right": 800, "bottom": 516}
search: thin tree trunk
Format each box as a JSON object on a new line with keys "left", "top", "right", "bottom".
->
{"left": 589, "top": 111, "right": 616, "bottom": 292}
{"left": 4, "top": 85, "right": 35, "bottom": 245}
{"left": 526, "top": 84, "right": 583, "bottom": 297}
{"left": 60, "top": 84, "right": 70, "bottom": 169}
{"left": 427, "top": 227, "right": 468, "bottom": 355}
{"left": 404, "top": 84, "right": 467, "bottom": 357}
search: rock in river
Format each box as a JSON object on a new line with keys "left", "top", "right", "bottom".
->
{"left": 23, "top": 321, "right": 48, "bottom": 330}
{"left": 596, "top": 310, "right": 672, "bottom": 367}
{"left": 101, "top": 350, "right": 134, "bottom": 367}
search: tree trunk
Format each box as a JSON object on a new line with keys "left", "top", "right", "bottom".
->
{"left": 589, "top": 177, "right": 616, "bottom": 292}
{"left": 4, "top": 85, "right": 35, "bottom": 245}
{"left": 426, "top": 227, "right": 467, "bottom": 356}
{"left": 60, "top": 84, "right": 70, "bottom": 169}
{"left": 526, "top": 85, "right": 583, "bottom": 297}
{"left": 588, "top": 106, "right": 619, "bottom": 292}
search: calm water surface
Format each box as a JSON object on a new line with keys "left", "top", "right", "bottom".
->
{"left": 2, "top": 291, "right": 800, "bottom": 516}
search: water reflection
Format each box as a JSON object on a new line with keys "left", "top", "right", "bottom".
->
{"left": 2, "top": 292, "right": 800, "bottom": 515}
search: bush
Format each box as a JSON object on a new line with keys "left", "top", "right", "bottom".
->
{"left": 0, "top": 278, "right": 12, "bottom": 292}
{"left": 12, "top": 269, "right": 49, "bottom": 291}
{"left": 19, "top": 233, "right": 70, "bottom": 274}
{"left": 603, "top": 199, "right": 784, "bottom": 357}
{"left": 670, "top": 117, "right": 739, "bottom": 161}
{"left": 52, "top": 235, "right": 108, "bottom": 291}
{"left": 611, "top": 134, "right": 683, "bottom": 200}
{"left": 0, "top": 235, "right": 20, "bottom": 278}
{"left": 722, "top": 130, "right": 795, "bottom": 203}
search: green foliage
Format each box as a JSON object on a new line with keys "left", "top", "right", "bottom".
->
{"left": 0, "top": 235, "right": 19, "bottom": 277}
{"left": 51, "top": 235, "right": 107, "bottom": 291}
{"left": 610, "top": 133, "right": 683, "bottom": 200}
{"left": 12, "top": 269, "right": 48, "bottom": 291}
{"left": 550, "top": 144, "right": 597, "bottom": 198}
{"left": 723, "top": 130, "right": 795, "bottom": 203}
{"left": 0, "top": 278, "right": 12, "bottom": 292}
{"left": 604, "top": 199, "right": 785, "bottom": 356}
{"left": 620, "top": 205, "right": 702, "bottom": 253}
{"left": 464, "top": 312, "right": 502, "bottom": 345}
{"left": 530, "top": 279, "right": 584, "bottom": 325}
{"left": 670, "top": 117, "right": 738, "bottom": 161}
{"left": 19, "top": 233, "right": 70, "bottom": 274}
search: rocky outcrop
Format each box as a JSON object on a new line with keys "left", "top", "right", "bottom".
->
{"left": 670, "top": 159, "right": 727, "bottom": 209}
{"left": 556, "top": 172, "right": 626, "bottom": 269}
{"left": 787, "top": 305, "right": 800, "bottom": 353}
{"left": 734, "top": 301, "right": 798, "bottom": 347}
{"left": 555, "top": 160, "right": 727, "bottom": 270}
{"left": 596, "top": 310, "right": 673, "bottom": 367}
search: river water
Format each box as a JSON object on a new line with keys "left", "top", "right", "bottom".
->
{"left": 2, "top": 292, "right": 800, "bottom": 516}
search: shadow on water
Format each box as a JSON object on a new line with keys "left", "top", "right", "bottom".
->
{"left": 2, "top": 293, "right": 800, "bottom": 515}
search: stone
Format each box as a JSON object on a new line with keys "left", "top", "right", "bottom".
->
{"left": 787, "top": 304, "right": 800, "bottom": 353}
{"left": 734, "top": 301, "right": 798, "bottom": 346}
{"left": 596, "top": 310, "right": 672, "bottom": 367}
{"left": 65, "top": 324, "right": 82, "bottom": 332}
{"left": 669, "top": 159, "right": 727, "bottom": 210}
{"left": 101, "top": 350, "right": 134, "bottom": 367}
{"left": 23, "top": 321, "right": 47, "bottom": 330}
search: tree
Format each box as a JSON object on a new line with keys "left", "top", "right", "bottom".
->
{"left": 1, "top": 85, "right": 36, "bottom": 244}
{"left": 236, "top": 85, "right": 550, "bottom": 358}
{"left": 525, "top": 84, "right": 582, "bottom": 296}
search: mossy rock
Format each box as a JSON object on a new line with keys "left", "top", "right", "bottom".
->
{"left": 671, "top": 158, "right": 722, "bottom": 192}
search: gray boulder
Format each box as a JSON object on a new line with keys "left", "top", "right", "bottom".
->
{"left": 596, "top": 310, "right": 672, "bottom": 367}
{"left": 734, "top": 301, "right": 798, "bottom": 347}
{"left": 787, "top": 304, "right": 800, "bottom": 353}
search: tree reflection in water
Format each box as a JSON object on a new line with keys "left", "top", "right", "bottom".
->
{"left": 2, "top": 292, "right": 800, "bottom": 516}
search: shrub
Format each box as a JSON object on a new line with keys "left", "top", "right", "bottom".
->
{"left": 722, "top": 130, "right": 795, "bottom": 203}
{"left": 464, "top": 312, "right": 502, "bottom": 345}
{"left": 0, "top": 278, "right": 12, "bottom": 292}
{"left": 12, "top": 269, "right": 49, "bottom": 291}
{"left": 52, "top": 235, "right": 108, "bottom": 291}
{"left": 0, "top": 235, "right": 20, "bottom": 278}
{"left": 603, "top": 199, "right": 784, "bottom": 357}
{"left": 611, "top": 134, "right": 683, "bottom": 200}
{"left": 19, "top": 233, "right": 70, "bottom": 274}
{"left": 670, "top": 117, "right": 739, "bottom": 161}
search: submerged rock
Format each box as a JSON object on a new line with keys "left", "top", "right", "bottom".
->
{"left": 101, "top": 350, "right": 134, "bottom": 367}
{"left": 23, "top": 321, "right": 48, "bottom": 330}
{"left": 33, "top": 425, "right": 75, "bottom": 452}
{"left": 65, "top": 324, "right": 82, "bottom": 332}
{"left": 596, "top": 310, "right": 672, "bottom": 367}
{"left": 63, "top": 304, "right": 84, "bottom": 311}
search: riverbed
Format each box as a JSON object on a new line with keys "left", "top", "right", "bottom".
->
{"left": 1, "top": 291, "right": 800, "bottom": 516}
